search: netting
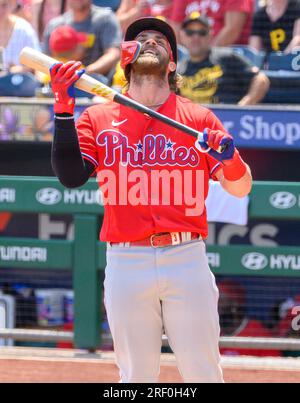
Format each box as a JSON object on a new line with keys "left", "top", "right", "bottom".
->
{"left": 1, "top": 265, "right": 300, "bottom": 356}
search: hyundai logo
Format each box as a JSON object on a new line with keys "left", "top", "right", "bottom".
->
{"left": 242, "top": 253, "right": 268, "bottom": 271}
{"left": 270, "top": 192, "right": 297, "bottom": 209}
{"left": 36, "top": 188, "right": 62, "bottom": 205}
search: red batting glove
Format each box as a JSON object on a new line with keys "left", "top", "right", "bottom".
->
{"left": 49, "top": 61, "right": 85, "bottom": 115}
{"left": 205, "top": 129, "right": 234, "bottom": 156}
{"left": 204, "top": 128, "right": 247, "bottom": 181}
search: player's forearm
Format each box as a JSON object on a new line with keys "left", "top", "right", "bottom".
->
{"left": 52, "top": 117, "right": 92, "bottom": 188}
{"left": 86, "top": 48, "right": 120, "bottom": 75}
{"left": 219, "top": 165, "right": 252, "bottom": 198}
{"left": 238, "top": 73, "right": 270, "bottom": 106}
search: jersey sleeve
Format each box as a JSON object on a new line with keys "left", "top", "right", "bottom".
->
{"left": 226, "top": 0, "right": 253, "bottom": 13}
{"left": 169, "top": 0, "right": 188, "bottom": 23}
{"left": 251, "top": 9, "right": 265, "bottom": 37}
{"left": 76, "top": 109, "right": 99, "bottom": 169}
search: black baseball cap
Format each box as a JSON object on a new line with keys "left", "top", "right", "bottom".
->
{"left": 124, "top": 17, "right": 178, "bottom": 64}
{"left": 182, "top": 12, "right": 210, "bottom": 30}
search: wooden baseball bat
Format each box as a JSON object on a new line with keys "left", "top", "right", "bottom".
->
{"left": 20, "top": 47, "right": 225, "bottom": 152}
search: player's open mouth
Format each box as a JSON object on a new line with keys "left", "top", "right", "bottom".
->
{"left": 142, "top": 49, "right": 158, "bottom": 56}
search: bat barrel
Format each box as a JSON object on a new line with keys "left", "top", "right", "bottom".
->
{"left": 19, "top": 47, "right": 116, "bottom": 101}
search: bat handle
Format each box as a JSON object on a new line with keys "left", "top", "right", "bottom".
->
{"left": 197, "top": 132, "right": 227, "bottom": 154}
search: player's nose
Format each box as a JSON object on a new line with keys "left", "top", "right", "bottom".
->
{"left": 144, "top": 38, "right": 158, "bottom": 47}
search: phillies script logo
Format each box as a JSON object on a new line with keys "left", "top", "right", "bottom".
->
{"left": 96, "top": 130, "right": 200, "bottom": 167}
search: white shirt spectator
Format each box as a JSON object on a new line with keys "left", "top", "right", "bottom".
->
{"left": 3, "top": 17, "right": 40, "bottom": 70}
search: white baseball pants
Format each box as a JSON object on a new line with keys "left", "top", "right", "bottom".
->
{"left": 104, "top": 239, "right": 224, "bottom": 383}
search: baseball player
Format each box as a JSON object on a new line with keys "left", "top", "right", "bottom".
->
{"left": 51, "top": 17, "right": 252, "bottom": 383}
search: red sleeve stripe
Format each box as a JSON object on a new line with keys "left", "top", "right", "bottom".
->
{"left": 81, "top": 153, "right": 99, "bottom": 167}
{"left": 210, "top": 163, "right": 221, "bottom": 176}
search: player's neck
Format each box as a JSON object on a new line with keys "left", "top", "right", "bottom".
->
{"left": 128, "top": 76, "right": 171, "bottom": 110}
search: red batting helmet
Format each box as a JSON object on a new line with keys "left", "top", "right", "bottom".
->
{"left": 121, "top": 17, "right": 178, "bottom": 71}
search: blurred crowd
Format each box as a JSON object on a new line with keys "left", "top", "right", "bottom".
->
{"left": 0, "top": 0, "right": 299, "bottom": 104}
{"left": 217, "top": 279, "right": 300, "bottom": 357}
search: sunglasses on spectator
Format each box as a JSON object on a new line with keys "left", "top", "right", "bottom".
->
{"left": 184, "top": 29, "right": 209, "bottom": 37}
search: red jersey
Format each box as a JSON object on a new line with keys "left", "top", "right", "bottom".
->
{"left": 144, "top": 0, "right": 174, "bottom": 19}
{"left": 170, "top": 0, "right": 254, "bottom": 45}
{"left": 220, "top": 319, "right": 281, "bottom": 357}
{"left": 76, "top": 93, "right": 223, "bottom": 242}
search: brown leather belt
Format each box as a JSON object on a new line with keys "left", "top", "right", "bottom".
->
{"left": 110, "top": 232, "right": 201, "bottom": 248}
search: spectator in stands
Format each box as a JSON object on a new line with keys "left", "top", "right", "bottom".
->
{"left": 0, "top": 107, "right": 20, "bottom": 141}
{"left": 179, "top": 13, "right": 270, "bottom": 105}
{"left": 43, "top": 0, "right": 121, "bottom": 81}
{"left": 49, "top": 25, "right": 87, "bottom": 62}
{"left": 47, "top": 25, "right": 111, "bottom": 88}
{"left": 116, "top": 0, "right": 174, "bottom": 33}
{"left": 0, "top": 0, "right": 40, "bottom": 73}
{"left": 250, "top": 0, "right": 300, "bottom": 53}
{"left": 276, "top": 296, "right": 300, "bottom": 337}
{"left": 31, "top": 106, "right": 53, "bottom": 141}
{"left": 169, "top": 0, "right": 255, "bottom": 46}
{"left": 29, "top": 0, "right": 69, "bottom": 42}
{"left": 218, "top": 279, "right": 281, "bottom": 357}
{"left": 275, "top": 296, "right": 300, "bottom": 357}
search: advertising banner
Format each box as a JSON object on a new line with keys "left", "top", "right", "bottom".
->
{"left": 1, "top": 100, "right": 300, "bottom": 150}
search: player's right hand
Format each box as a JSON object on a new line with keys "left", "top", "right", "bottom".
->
{"left": 49, "top": 61, "right": 85, "bottom": 115}
{"left": 196, "top": 128, "right": 235, "bottom": 163}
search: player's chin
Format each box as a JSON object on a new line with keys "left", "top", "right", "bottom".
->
{"left": 133, "top": 57, "right": 166, "bottom": 76}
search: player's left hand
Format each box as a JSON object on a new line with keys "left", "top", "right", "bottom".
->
{"left": 196, "top": 128, "right": 235, "bottom": 163}
{"left": 49, "top": 61, "right": 85, "bottom": 115}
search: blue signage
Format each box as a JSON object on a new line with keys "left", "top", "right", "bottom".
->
{"left": 212, "top": 107, "right": 300, "bottom": 150}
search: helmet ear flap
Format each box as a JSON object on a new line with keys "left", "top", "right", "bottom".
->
{"left": 120, "top": 41, "right": 142, "bottom": 70}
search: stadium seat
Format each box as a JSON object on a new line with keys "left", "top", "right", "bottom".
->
{"left": 0, "top": 73, "right": 41, "bottom": 97}
{"left": 262, "top": 70, "right": 300, "bottom": 103}
{"left": 267, "top": 50, "right": 300, "bottom": 71}
{"left": 231, "top": 45, "right": 266, "bottom": 69}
